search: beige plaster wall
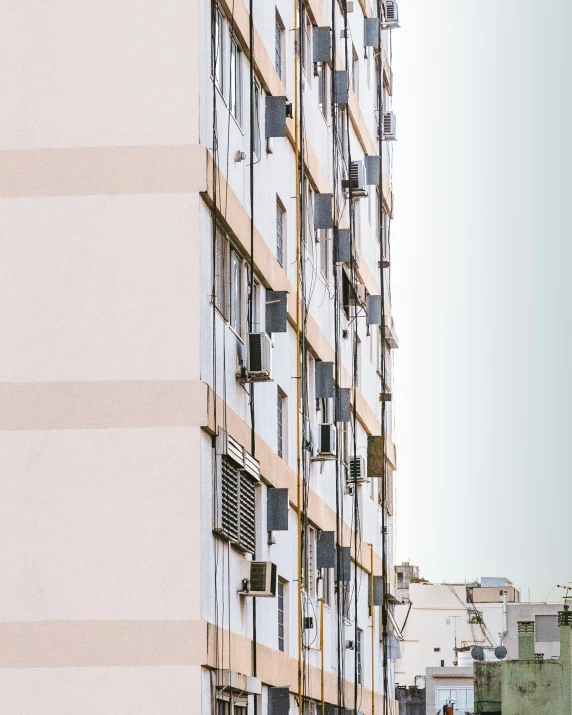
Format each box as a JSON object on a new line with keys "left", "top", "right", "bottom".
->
{"left": 0, "top": 193, "right": 202, "bottom": 382}
{"left": 0, "top": 427, "right": 202, "bottom": 622}
{"left": 1, "top": 0, "right": 200, "bottom": 150}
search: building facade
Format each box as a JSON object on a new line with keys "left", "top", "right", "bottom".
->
{"left": 394, "top": 577, "right": 518, "bottom": 689}
{"left": 474, "top": 606, "right": 572, "bottom": 715}
{"left": 1, "top": 0, "right": 400, "bottom": 713}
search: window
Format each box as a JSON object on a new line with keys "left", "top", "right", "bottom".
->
{"left": 276, "top": 199, "right": 285, "bottom": 266}
{"left": 352, "top": 45, "right": 359, "bottom": 96}
{"left": 321, "top": 566, "right": 331, "bottom": 607}
{"left": 277, "top": 389, "right": 285, "bottom": 459}
{"left": 215, "top": 227, "right": 244, "bottom": 333}
{"left": 229, "top": 35, "right": 242, "bottom": 123}
{"left": 319, "top": 232, "right": 329, "bottom": 279}
{"left": 275, "top": 12, "right": 284, "bottom": 80}
{"left": 318, "top": 63, "right": 328, "bottom": 118}
{"left": 278, "top": 579, "right": 286, "bottom": 651}
{"left": 435, "top": 688, "right": 474, "bottom": 714}
{"left": 305, "top": 526, "right": 317, "bottom": 598}
{"left": 212, "top": 5, "right": 224, "bottom": 90}
{"left": 215, "top": 455, "right": 257, "bottom": 554}
{"left": 254, "top": 81, "right": 262, "bottom": 159}
{"left": 356, "top": 628, "right": 363, "bottom": 685}
{"left": 217, "top": 696, "right": 249, "bottom": 715}
{"left": 355, "top": 336, "right": 361, "bottom": 387}
{"left": 230, "top": 248, "right": 242, "bottom": 334}
{"left": 342, "top": 581, "right": 351, "bottom": 620}
{"left": 214, "top": 225, "right": 230, "bottom": 318}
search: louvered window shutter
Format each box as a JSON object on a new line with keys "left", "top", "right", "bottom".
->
{"left": 221, "top": 456, "right": 240, "bottom": 543}
{"left": 238, "top": 473, "right": 256, "bottom": 553}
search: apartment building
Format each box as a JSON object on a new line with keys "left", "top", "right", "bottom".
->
{"left": 394, "top": 576, "right": 519, "bottom": 686}
{"left": 1, "top": 0, "right": 400, "bottom": 713}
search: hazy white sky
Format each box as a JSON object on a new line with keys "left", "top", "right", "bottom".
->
{"left": 391, "top": 1, "right": 572, "bottom": 601}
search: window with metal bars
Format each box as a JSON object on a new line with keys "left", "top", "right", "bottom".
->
{"left": 229, "top": 35, "right": 242, "bottom": 124}
{"left": 278, "top": 579, "right": 286, "bottom": 651}
{"left": 276, "top": 200, "right": 285, "bottom": 266}
{"left": 277, "top": 389, "right": 285, "bottom": 459}
{"left": 216, "top": 455, "right": 256, "bottom": 554}
{"left": 357, "top": 628, "right": 363, "bottom": 685}
{"left": 275, "top": 12, "right": 284, "bottom": 79}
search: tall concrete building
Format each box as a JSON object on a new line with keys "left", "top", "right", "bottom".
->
{"left": 1, "top": 0, "right": 400, "bottom": 713}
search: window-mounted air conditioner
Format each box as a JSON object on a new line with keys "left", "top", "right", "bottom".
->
{"left": 382, "top": 1, "right": 400, "bottom": 29}
{"left": 317, "top": 423, "right": 337, "bottom": 459}
{"left": 383, "top": 112, "right": 397, "bottom": 141}
{"left": 239, "top": 561, "right": 278, "bottom": 597}
{"left": 348, "top": 455, "right": 367, "bottom": 483}
{"left": 247, "top": 332, "right": 273, "bottom": 381}
{"left": 343, "top": 161, "right": 368, "bottom": 200}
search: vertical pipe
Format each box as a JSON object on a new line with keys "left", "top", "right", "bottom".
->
{"left": 320, "top": 596, "right": 325, "bottom": 715}
{"left": 370, "top": 543, "right": 375, "bottom": 715}
{"left": 294, "top": 2, "right": 303, "bottom": 712}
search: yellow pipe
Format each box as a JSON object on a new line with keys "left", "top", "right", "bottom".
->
{"left": 294, "top": 2, "right": 303, "bottom": 713}
{"left": 371, "top": 542, "right": 375, "bottom": 715}
{"left": 320, "top": 596, "right": 325, "bottom": 715}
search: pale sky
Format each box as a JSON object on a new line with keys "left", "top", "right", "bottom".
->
{"left": 391, "top": 0, "right": 572, "bottom": 602}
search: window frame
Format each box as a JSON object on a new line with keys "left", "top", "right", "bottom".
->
{"left": 278, "top": 578, "right": 287, "bottom": 652}
{"left": 229, "top": 33, "right": 243, "bottom": 125}
{"left": 276, "top": 198, "right": 286, "bottom": 267}
{"left": 356, "top": 627, "right": 363, "bottom": 685}
{"left": 212, "top": 5, "right": 225, "bottom": 91}
{"left": 275, "top": 11, "right": 285, "bottom": 80}
{"left": 277, "top": 388, "right": 286, "bottom": 459}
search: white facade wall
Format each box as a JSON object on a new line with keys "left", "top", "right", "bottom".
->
{"left": 395, "top": 584, "right": 505, "bottom": 687}
{"left": 1, "top": 0, "right": 398, "bottom": 712}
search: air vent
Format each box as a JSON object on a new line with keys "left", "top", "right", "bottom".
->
{"left": 348, "top": 456, "right": 367, "bottom": 483}
{"left": 247, "top": 332, "right": 273, "bottom": 381}
{"left": 343, "top": 161, "right": 368, "bottom": 199}
{"left": 317, "top": 423, "right": 337, "bottom": 459}
{"left": 383, "top": 112, "right": 397, "bottom": 141}
{"left": 240, "top": 561, "right": 278, "bottom": 597}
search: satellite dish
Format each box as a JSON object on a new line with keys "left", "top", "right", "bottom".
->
{"left": 445, "top": 619, "right": 451, "bottom": 625}
{"left": 471, "top": 646, "right": 485, "bottom": 661}
{"left": 495, "top": 645, "right": 508, "bottom": 660}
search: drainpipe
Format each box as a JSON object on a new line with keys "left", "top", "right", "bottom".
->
{"left": 517, "top": 621, "right": 535, "bottom": 660}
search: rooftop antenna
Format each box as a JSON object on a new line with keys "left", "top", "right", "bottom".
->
{"left": 557, "top": 583, "right": 572, "bottom": 604}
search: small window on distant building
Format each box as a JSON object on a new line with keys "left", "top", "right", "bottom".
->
{"left": 434, "top": 647, "right": 441, "bottom": 652}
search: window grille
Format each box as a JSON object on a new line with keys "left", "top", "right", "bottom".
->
{"left": 229, "top": 36, "right": 242, "bottom": 123}
{"left": 277, "top": 391, "right": 284, "bottom": 458}
{"left": 276, "top": 201, "right": 285, "bottom": 266}
{"left": 275, "top": 15, "right": 283, "bottom": 79}
{"left": 216, "top": 455, "right": 257, "bottom": 554}
{"left": 278, "top": 580, "right": 285, "bottom": 651}
{"left": 357, "top": 628, "right": 363, "bottom": 685}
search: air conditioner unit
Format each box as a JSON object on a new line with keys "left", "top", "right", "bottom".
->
{"left": 383, "top": 112, "right": 397, "bottom": 141}
{"left": 382, "top": 1, "right": 400, "bottom": 29}
{"left": 247, "top": 332, "right": 273, "bottom": 381}
{"left": 317, "top": 423, "right": 337, "bottom": 459}
{"left": 343, "top": 161, "right": 368, "bottom": 199}
{"left": 348, "top": 455, "right": 367, "bottom": 483}
{"left": 239, "top": 561, "right": 278, "bottom": 597}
